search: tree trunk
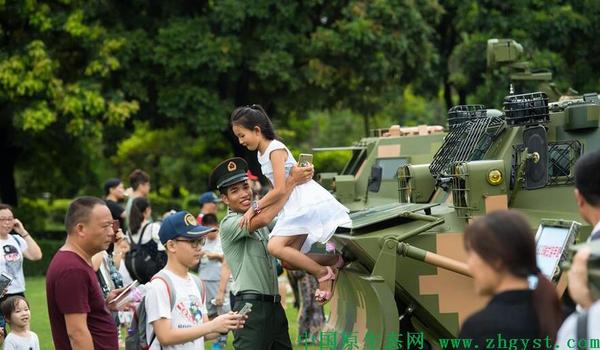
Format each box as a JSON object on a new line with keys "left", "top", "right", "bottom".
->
{"left": 0, "top": 160, "right": 17, "bottom": 206}
{"left": 225, "top": 62, "right": 264, "bottom": 179}
{"left": 458, "top": 88, "right": 467, "bottom": 106}
{"left": 362, "top": 114, "right": 370, "bottom": 137}
{"left": 443, "top": 78, "right": 454, "bottom": 111}
{"left": 152, "top": 156, "right": 161, "bottom": 193}
{"left": 0, "top": 132, "right": 18, "bottom": 206}
{"left": 437, "top": 3, "right": 458, "bottom": 111}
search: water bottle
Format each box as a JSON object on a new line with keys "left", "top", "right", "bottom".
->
{"left": 210, "top": 297, "right": 230, "bottom": 306}
{"left": 116, "top": 284, "right": 146, "bottom": 309}
{"left": 129, "top": 284, "right": 147, "bottom": 303}
{"left": 124, "top": 284, "right": 147, "bottom": 335}
{"left": 210, "top": 296, "right": 230, "bottom": 314}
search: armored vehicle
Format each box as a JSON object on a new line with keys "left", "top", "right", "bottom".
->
{"left": 317, "top": 124, "right": 444, "bottom": 211}
{"left": 326, "top": 39, "right": 600, "bottom": 349}
{"left": 316, "top": 38, "right": 561, "bottom": 213}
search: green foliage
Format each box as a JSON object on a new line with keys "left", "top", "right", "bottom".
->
{"left": 380, "top": 86, "right": 447, "bottom": 127}
{"left": 46, "top": 199, "right": 72, "bottom": 229}
{"left": 11, "top": 198, "right": 72, "bottom": 232}
{"left": 148, "top": 192, "right": 184, "bottom": 219}
{"left": 112, "top": 121, "right": 231, "bottom": 193}
{"left": 430, "top": 0, "right": 598, "bottom": 109}
{"left": 0, "top": 5, "right": 138, "bottom": 133}
{"left": 108, "top": 0, "right": 439, "bottom": 135}
{"left": 5, "top": 0, "right": 600, "bottom": 205}
{"left": 0, "top": 1, "right": 138, "bottom": 201}
{"left": 12, "top": 198, "right": 48, "bottom": 233}
{"left": 23, "top": 239, "right": 64, "bottom": 276}
{"left": 313, "top": 151, "right": 352, "bottom": 174}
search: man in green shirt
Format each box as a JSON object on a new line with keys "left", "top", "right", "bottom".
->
{"left": 209, "top": 157, "right": 313, "bottom": 350}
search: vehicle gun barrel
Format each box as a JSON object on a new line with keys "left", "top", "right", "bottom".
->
{"left": 381, "top": 213, "right": 445, "bottom": 244}
{"left": 397, "top": 242, "right": 472, "bottom": 277}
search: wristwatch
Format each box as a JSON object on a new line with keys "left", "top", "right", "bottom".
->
{"left": 251, "top": 200, "right": 262, "bottom": 214}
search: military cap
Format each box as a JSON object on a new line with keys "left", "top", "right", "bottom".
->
{"left": 209, "top": 157, "right": 249, "bottom": 191}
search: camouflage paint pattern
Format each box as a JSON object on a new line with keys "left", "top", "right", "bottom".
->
{"left": 325, "top": 97, "right": 600, "bottom": 349}
{"left": 317, "top": 126, "right": 445, "bottom": 211}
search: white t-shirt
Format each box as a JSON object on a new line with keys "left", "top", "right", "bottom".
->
{"left": 3, "top": 331, "right": 40, "bottom": 350}
{"left": 199, "top": 238, "right": 224, "bottom": 281}
{"left": 556, "top": 301, "right": 600, "bottom": 349}
{"left": 0, "top": 235, "right": 28, "bottom": 294}
{"left": 118, "top": 260, "right": 134, "bottom": 286}
{"left": 145, "top": 270, "right": 208, "bottom": 350}
{"left": 129, "top": 222, "right": 165, "bottom": 251}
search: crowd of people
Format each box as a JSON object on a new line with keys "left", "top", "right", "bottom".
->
{"left": 458, "top": 149, "right": 600, "bottom": 349}
{"left": 0, "top": 105, "right": 598, "bottom": 350}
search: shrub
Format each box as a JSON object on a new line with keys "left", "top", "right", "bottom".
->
{"left": 147, "top": 193, "right": 183, "bottom": 219}
{"left": 10, "top": 198, "right": 73, "bottom": 233}
{"left": 12, "top": 198, "right": 48, "bottom": 232}
{"left": 23, "top": 238, "right": 64, "bottom": 276}
{"left": 46, "top": 199, "right": 71, "bottom": 229}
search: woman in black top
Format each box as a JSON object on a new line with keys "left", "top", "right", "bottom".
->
{"left": 459, "top": 210, "right": 563, "bottom": 349}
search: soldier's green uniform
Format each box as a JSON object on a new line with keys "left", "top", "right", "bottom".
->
{"left": 210, "top": 157, "right": 292, "bottom": 350}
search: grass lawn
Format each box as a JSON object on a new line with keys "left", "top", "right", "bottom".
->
{"left": 26, "top": 276, "right": 324, "bottom": 349}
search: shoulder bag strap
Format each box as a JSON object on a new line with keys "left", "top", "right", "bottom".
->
{"left": 151, "top": 271, "right": 177, "bottom": 310}
{"left": 576, "top": 311, "right": 588, "bottom": 350}
{"left": 190, "top": 274, "right": 206, "bottom": 305}
{"left": 137, "top": 222, "right": 152, "bottom": 245}
{"left": 146, "top": 271, "right": 177, "bottom": 349}
{"left": 11, "top": 234, "right": 21, "bottom": 248}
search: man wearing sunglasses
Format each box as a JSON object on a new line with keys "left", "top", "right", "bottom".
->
{"left": 144, "top": 211, "right": 245, "bottom": 350}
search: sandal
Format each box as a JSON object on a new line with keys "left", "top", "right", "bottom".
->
{"left": 280, "top": 260, "right": 296, "bottom": 270}
{"left": 315, "top": 266, "right": 337, "bottom": 305}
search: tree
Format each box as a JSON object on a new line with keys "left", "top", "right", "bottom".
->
{"left": 0, "top": 1, "right": 138, "bottom": 204}
{"left": 111, "top": 122, "right": 231, "bottom": 195}
{"left": 1, "top": 0, "right": 440, "bottom": 202}
{"left": 425, "top": 0, "right": 590, "bottom": 110}
{"left": 101, "top": 0, "right": 439, "bottom": 176}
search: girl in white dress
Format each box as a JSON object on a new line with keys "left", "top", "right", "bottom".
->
{"left": 231, "top": 105, "right": 352, "bottom": 304}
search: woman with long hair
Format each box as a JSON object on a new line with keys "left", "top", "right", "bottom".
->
{"left": 124, "top": 197, "right": 165, "bottom": 283}
{"left": 460, "top": 210, "right": 563, "bottom": 348}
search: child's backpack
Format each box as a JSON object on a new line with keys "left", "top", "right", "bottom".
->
{"left": 125, "top": 270, "right": 206, "bottom": 350}
{"left": 124, "top": 223, "right": 167, "bottom": 283}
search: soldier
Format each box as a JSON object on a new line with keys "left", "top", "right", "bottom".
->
{"left": 209, "top": 157, "right": 313, "bottom": 350}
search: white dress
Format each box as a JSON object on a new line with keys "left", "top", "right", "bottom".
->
{"left": 258, "top": 140, "right": 351, "bottom": 253}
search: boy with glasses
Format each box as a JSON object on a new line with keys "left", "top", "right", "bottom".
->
{"left": 144, "top": 211, "right": 245, "bottom": 350}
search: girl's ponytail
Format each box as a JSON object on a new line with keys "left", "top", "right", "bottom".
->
{"left": 129, "top": 197, "right": 150, "bottom": 235}
{"left": 230, "top": 104, "right": 277, "bottom": 140}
